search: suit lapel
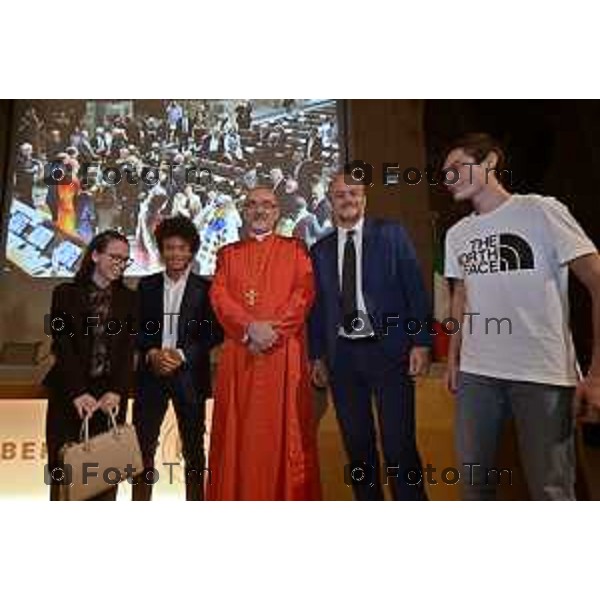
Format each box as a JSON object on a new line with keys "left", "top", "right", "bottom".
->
{"left": 152, "top": 273, "right": 165, "bottom": 345}
{"left": 361, "top": 219, "right": 375, "bottom": 313}
{"left": 75, "top": 285, "right": 92, "bottom": 356}
{"left": 156, "top": 273, "right": 165, "bottom": 321}
{"left": 324, "top": 232, "right": 341, "bottom": 303}
{"left": 178, "top": 273, "right": 196, "bottom": 343}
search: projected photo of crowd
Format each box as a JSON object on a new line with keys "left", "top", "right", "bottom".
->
{"left": 7, "top": 99, "right": 341, "bottom": 277}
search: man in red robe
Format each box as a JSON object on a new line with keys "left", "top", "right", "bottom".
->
{"left": 207, "top": 187, "right": 321, "bottom": 500}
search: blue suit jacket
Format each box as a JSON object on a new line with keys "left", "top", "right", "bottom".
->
{"left": 308, "top": 218, "right": 432, "bottom": 368}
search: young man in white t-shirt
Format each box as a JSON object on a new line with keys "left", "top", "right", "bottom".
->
{"left": 443, "top": 133, "right": 600, "bottom": 500}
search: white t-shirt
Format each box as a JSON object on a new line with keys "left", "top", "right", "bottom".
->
{"left": 444, "top": 194, "right": 597, "bottom": 386}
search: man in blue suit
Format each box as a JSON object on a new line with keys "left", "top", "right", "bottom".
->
{"left": 309, "top": 172, "right": 432, "bottom": 500}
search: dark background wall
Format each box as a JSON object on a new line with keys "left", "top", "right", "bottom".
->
{"left": 346, "top": 99, "right": 433, "bottom": 289}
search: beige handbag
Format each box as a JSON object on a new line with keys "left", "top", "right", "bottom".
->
{"left": 58, "top": 411, "right": 143, "bottom": 501}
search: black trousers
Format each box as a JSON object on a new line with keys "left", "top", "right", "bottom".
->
{"left": 133, "top": 369, "right": 206, "bottom": 500}
{"left": 329, "top": 337, "right": 427, "bottom": 501}
{"left": 46, "top": 378, "right": 127, "bottom": 501}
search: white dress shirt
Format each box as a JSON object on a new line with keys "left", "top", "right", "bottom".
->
{"left": 337, "top": 218, "right": 375, "bottom": 338}
{"left": 162, "top": 266, "right": 192, "bottom": 360}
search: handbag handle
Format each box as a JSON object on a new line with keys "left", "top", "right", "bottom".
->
{"left": 78, "top": 408, "right": 120, "bottom": 451}
{"left": 79, "top": 415, "right": 91, "bottom": 451}
{"left": 107, "top": 408, "right": 120, "bottom": 435}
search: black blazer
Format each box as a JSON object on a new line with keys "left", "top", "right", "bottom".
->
{"left": 136, "top": 271, "right": 222, "bottom": 396}
{"left": 43, "top": 281, "right": 138, "bottom": 404}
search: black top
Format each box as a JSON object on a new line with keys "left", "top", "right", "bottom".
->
{"left": 43, "top": 280, "right": 138, "bottom": 404}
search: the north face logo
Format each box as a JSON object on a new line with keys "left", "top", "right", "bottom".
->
{"left": 498, "top": 234, "right": 535, "bottom": 271}
{"left": 459, "top": 233, "right": 535, "bottom": 275}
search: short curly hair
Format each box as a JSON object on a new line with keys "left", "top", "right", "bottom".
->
{"left": 154, "top": 215, "right": 200, "bottom": 256}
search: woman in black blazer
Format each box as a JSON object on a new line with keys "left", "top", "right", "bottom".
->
{"left": 43, "top": 230, "right": 137, "bottom": 501}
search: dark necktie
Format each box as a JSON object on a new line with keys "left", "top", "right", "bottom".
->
{"left": 342, "top": 230, "right": 357, "bottom": 334}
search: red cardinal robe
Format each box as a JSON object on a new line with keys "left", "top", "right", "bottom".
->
{"left": 207, "top": 234, "right": 321, "bottom": 500}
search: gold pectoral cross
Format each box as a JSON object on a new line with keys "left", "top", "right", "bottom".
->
{"left": 244, "top": 289, "right": 258, "bottom": 306}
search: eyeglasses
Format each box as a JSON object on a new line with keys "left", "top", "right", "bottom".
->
{"left": 105, "top": 253, "right": 133, "bottom": 268}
